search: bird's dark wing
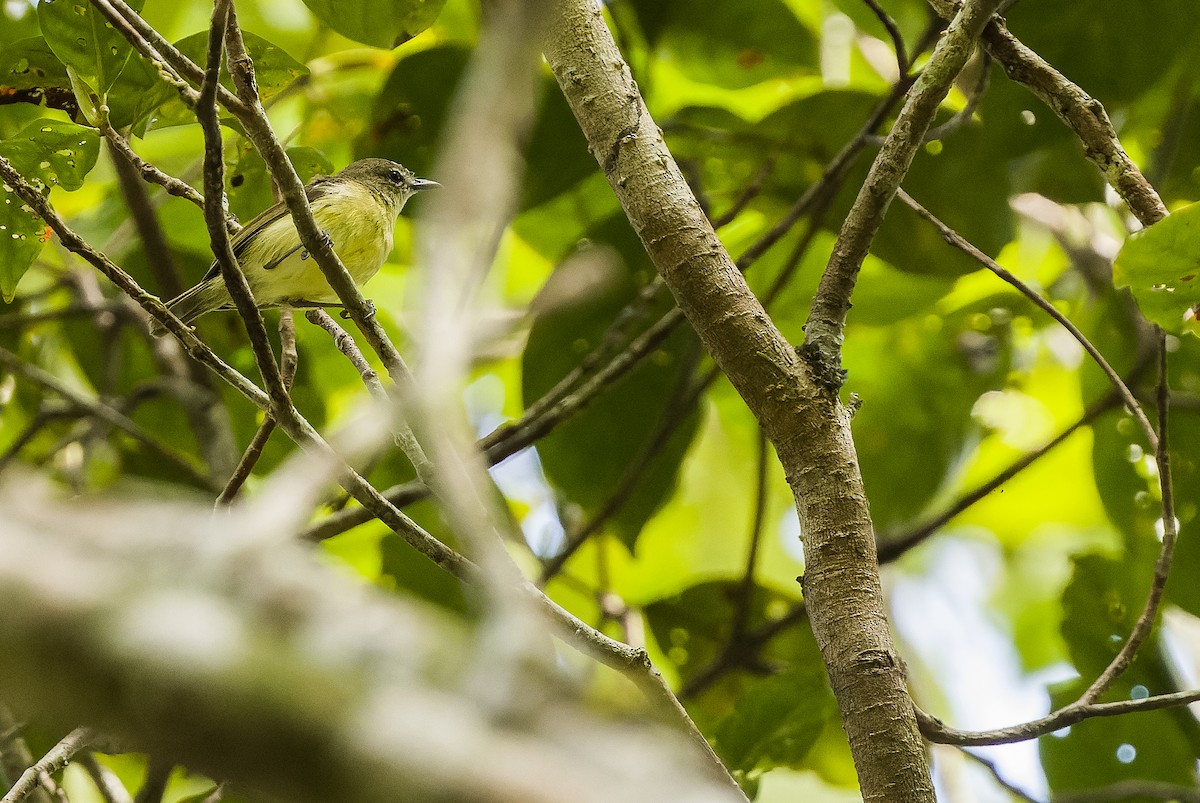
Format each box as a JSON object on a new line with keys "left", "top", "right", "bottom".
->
{"left": 199, "top": 176, "right": 337, "bottom": 282}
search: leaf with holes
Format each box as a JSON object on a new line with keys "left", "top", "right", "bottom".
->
{"left": 37, "top": 0, "right": 144, "bottom": 96}
{"left": 0, "top": 36, "right": 70, "bottom": 91}
{"left": 0, "top": 119, "right": 99, "bottom": 300}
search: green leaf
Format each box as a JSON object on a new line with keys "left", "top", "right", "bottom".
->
{"left": 362, "top": 45, "right": 593, "bottom": 210}
{"left": 2, "top": 118, "right": 99, "bottom": 191}
{"left": 0, "top": 37, "right": 82, "bottom": 123}
{"left": 379, "top": 529, "right": 469, "bottom": 613}
{"left": 714, "top": 663, "right": 835, "bottom": 775}
{"left": 0, "top": 36, "right": 70, "bottom": 91}
{"left": 37, "top": 0, "right": 143, "bottom": 96}
{"left": 175, "top": 789, "right": 222, "bottom": 803}
{"left": 226, "top": 141, "right": 334, "bottom": 223}
{"left": 644, "top": 581, "right": 805, "bottom": 681}
{"left": 869, "top": 125, "right": 1014, "bottom": 277}
{"left": 1046, "top": 522, "right": 1200, "bottom": 793}
{"left": 0, "top": 1, "right": 41, "bottom": 48}
{"left": 522, "top": 215, "right": 701, "bottom": 550}
{"left": 1041, "top": 649, "right": 1200, "bottom": 796}
{"left": 0, "top": 177, "right": 46, "bottom": 303}
{"left": 361, "top": 45, "right": 469, "bottom": 177}
{"left": 627, "top": 0, "right": 818, "bottom": 89}
{"left": 1113, "top": 202, "right": 1200, "bottom": 334}
{"left": 1007, "top": 0, "right": 1200, "bottom": 106}
{"left": 300, "top": 0, "right": 447, "bottom": 48}
{"left": 104, "top": 47, "right": 175, "bottom": 136}
{"left": 848, "top": 302, "right": 1012, "bottom": 534}
{"left": 152, "top": 31, "right": 308, "bottom": 129}
{"left": 664, "top": 91, "right": 883, "bottom": 215}
{"left": 0, "top": 119, "right": 99, "bottom": 300}
{"left": 519, "top": 84, "right": 595, "bottom": 210}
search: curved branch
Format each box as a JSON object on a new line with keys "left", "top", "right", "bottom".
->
{"left": 918, "top": 687, "right": 1200, "bottom": 745}
{"left": 925, "top": 0, "right": 1166, "bottom": 226}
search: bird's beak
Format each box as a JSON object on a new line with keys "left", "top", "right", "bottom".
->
{"left": 411, "top": 178, "right": 441, "bottom": 191}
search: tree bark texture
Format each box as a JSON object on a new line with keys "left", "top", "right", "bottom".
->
{"left": 543, "top": 3, "right": 935, "bottom": 801}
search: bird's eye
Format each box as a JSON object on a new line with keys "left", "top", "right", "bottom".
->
{"left": 387, "top": 168, "right": 405, "bottom": 185}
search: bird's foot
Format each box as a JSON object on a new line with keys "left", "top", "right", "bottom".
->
{"left": 339, "top": 300, "right": 375, "bottom": 320}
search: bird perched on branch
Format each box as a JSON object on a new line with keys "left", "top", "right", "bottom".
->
{"left": 151, "top": 158, "right": 438, "bottom": 335}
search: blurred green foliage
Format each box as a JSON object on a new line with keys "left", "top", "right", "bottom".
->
{"left": 2, "top": 0, "right": 1200, "bottom": 800}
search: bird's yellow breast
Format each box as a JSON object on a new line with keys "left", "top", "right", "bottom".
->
{"left": 242, "top": 182, "right": 396, "bottom": 306}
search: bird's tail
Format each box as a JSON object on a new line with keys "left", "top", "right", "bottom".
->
{"left": 149, "top": 278, "right": 228, "bottom": 337}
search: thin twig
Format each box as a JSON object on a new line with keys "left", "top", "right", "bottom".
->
{"left": 735, "top": 78, "right": 913, "bottom": 271}
{"left": 131, "top": 756, "right": 171, "bottom": 803}
{"left": 859, "top": 0, "right": 909, "bottom": 75}
{"left": 710, "top": 158, "right": 775, "bottom": 230}
{"left": 924, "top": 0, "right": 1166, "bottom": 226}
{"left": 924, "top": 52, "right": 992, "bottom": 143}
{"left": 217, "top": 311, "right": 298, "bottom": 505}
{"left": 0, "top": 151, "right": 468, "bottom": 585}
{"left": 198, "top": 0, "right": 287, "bottom": 415}
{"left": 878, "top": 392, "right": 1121, "bottom": 562}
{"left": 107, "top": 128, "right": 240, "bottom": 478}
{"left": 217, "top": 4, "right": 430, "bottom": 479}
{"left": 731, "top": 428, "right": 769, "bottom": 637}
{"left": 302, "top": 307, "right": 688, "bottom": 542}
{"left": 0, "top": 155, "right": 265, "bottom": 402}
{"left": 0, "top": 409, "right": 78, "bottom": 473}
{"left": 0, "top": 347, "right": 214, "bottom": 489}
{"left": 100, "top": 133, "right": 182, "bottom": 296}
{"left": 304, "top": 310, "right": 386, "bottom": 399}
{"left": 304, "top": 133, "right": 849, "bottom": 544}
{"left": 867, "top": 51, "right": 994, "bottom": 146}
{"left": 303, "top": 310, "right": 431, "bottom": 479}
{"left": 0, "top": 303, "right": 125, "bottom": 329}
{"left": 1080, "top": 328, "right": 1176, "bottom": 703}
{"left": 0, "top": 727, "right": 91, "bottom": 803}
{"left": 953, "top": 748, "right": 1043, "bottom": 802}
{"left": 1055, "top": 780, "right": 1200, "bottom": 803}
{"left": 99, "top": 117, "right": 236, "bottom": 235}
{"left": 0, "top": 705, "right": 53, "bottom": 803}
{"left": 88, "top": 0, "right": 238, "bottom": 113}
{"left": 538, "top": 343, "right": 703, "bottom": 583}
{"left": 74, "top": 753, "right": 132, "bottom": 803}
{"left": 897, "top": 189, "right": 1157, "bottom": 449}
{"left": 917, "top": 686, "right": 1200, "bottom": 745}
{"left": 678, "top": 427, "right": 774, "bottom": 700}
{"left": 898, "top": 192, "right": 1180, "bottom": 723}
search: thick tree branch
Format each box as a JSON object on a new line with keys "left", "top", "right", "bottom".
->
{"left": 543, "top": 3, "right": 935, "bottom": 800}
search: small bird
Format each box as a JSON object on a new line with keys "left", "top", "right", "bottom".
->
{"left": 151, "top": 158, "right": 438, "bottom": 335}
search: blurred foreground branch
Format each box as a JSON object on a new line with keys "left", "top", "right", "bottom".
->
{"left": 0, "top": 475, "right": 739, "bottom": 803}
